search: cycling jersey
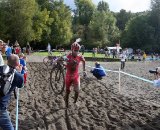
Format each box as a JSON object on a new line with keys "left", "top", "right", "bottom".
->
{"left": 65, "top": 53, "right": 85, "bottom": 92}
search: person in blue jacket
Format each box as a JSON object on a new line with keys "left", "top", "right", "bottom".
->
{"left": 91, "top": 62, "right": 106, "bottom": 80}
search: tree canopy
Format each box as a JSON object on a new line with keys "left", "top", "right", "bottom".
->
{"left": 0, "top": 0, "right": 160, "bottom": 51}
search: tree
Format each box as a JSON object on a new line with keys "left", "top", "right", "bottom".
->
{"left": 32, "top": 8, "right": 53, "bottom": 42}
{"left": 0, "top": 0, "right": 10, "bottom": 40}
{"left": 73, "top": 0, "right": 95, "bottom": 43}
{"left": 97, "top": 0, "right": 109, "bottom": 12}
{"left": 122, "top": 14, "right": 155, "bottom": 51}
{"left": 3, "top": 0, "right": 38, "bottom": 45}
{"left": 89, "top": 11, "right": 120, "bottom": 47}
{"left": 49, "top": 1, "right": 72, "bottom": 47}
{"left": 0, "top": 0, "right": 54, "bottom": 47}
{"left": 149, "top": 0, "right": 160, "bottom": 50}
{"left": 74, "top": 0, "right": 95, "bottom": 26}
{"left": 116, "top": 9, "right": 133, "bottom": 31}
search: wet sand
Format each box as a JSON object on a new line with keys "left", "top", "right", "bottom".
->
{"left": 9, "top": 60, "right": 160, "bottom": 130}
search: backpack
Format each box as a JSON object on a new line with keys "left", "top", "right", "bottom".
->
{"left": 0, "top": 65, "right": 16, "bottom": 98}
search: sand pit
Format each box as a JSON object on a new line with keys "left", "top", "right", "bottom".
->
{"left": 8, "top": 61, "right": 160, "bottom": 130}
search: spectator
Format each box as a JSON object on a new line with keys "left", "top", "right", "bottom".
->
{"left": 19, "top": 53, "right": 27, "bottom": 76}
{"left": 26, "top": 42, "right": 31, "bottom": 55}
{"left": 138, "top": 53, "right": 141, "bottom": 61}
{"left": 113, "top": 50, "right": 116, "bottom": 58}
{"left": 47, "top": 43, "right": 52, "bottom": 55}
{"left": 15, "top": 45, "right": 21, "bottom": 55}
{"left": 153, "top": 67, "right": 160, "bottom": 88}
{"left": 92, "top": 48, "right": 96, "bottom": 57}
{"left": 143, "top": 52, "right": 147, "bottom": 61}
{"left": 23, "top": 55, "right": 28, "bottom": 85}
{"left": 81, "top": 45, "right": 85, "bottom": 55}
{"left": 6, "top": 45, "right": 12, "bottom": 60}
{"left": 90, "top": 62, "right": 106, "bottom": 80}
{"left": 0, "top": 51, "right": 4, "bottom": 66}
{"left": 120, "top": 52, "right": 127, "bottom": 70}
{"left": 151, "top": 53, "right": 154, "bottom": 61}
{"left": 0, "top": 54, "right": 23, "bottom": 130}
{"left": 0, "top": 40, "right": 3, "bottom": 52}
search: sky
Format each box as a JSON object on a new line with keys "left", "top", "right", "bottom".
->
{"left": 64, "top": 0, "right": 151, "bottom": 12}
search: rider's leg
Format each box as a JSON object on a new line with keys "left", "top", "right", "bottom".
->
{"left": 73, "top": 76, "right": 80, "bottom": 103}
{"left": 65, "top": 76, "right": 72, "bottom": 108}
{"left": 65, "top": 91, "right": 70, "bottom": 108}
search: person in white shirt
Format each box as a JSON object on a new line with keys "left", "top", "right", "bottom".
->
{"left": 153, "top": 67, "right": 160, "bottom": 88}
{"left": 47, "top": 43, "right": 52, "bottom": 55}
{"left": 120, "top": 52, "right": 127, "bottom": 70}
{"left": 0, "top": 51, "right": 4, "bottom": 66}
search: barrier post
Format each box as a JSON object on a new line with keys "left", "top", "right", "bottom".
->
{"left": 119, "top": 68, "right": 121, "bottom": 93}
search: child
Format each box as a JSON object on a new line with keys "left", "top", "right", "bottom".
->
{"left": 91, "top": 62, "right": 106, "bottom": 80}
{"left": 19, "top": 53, "right": 27, "bottom": 85}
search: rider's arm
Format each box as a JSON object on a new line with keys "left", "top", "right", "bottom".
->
{"left": 81, "top": 56, "right": 86, "bottom": 71}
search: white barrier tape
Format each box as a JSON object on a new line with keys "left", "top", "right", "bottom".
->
{"left": 86, "top": 64, "right": 154, "bottom": 84}
{"left": 120, "top": 71, "right": 154, "bottom": 84}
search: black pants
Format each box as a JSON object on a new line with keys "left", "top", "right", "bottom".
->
{"left": 121, "top": 61, "right": 125, "bottom": 70}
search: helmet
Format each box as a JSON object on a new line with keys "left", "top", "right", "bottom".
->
{"left": 71, "top": 42, "right": 81, "bottom": 51}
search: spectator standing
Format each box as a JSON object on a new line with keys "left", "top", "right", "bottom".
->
{"left": 0, "top": 54, "right": 23, "bottom": 130}
{"left": 120, "top": 52, "right": 127, "bottom": 70}
{"left": 6, "top": 45, "right": 12, "bottom": 60}
{"left": 26, "top": 42, "right": 31, "bottom": 55}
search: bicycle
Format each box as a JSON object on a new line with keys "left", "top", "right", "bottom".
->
{"left": 50, "top": 57, "right": 66, "bottom": 94}
{"left": 43, "top": 52, "right": 66, "bottom": 70}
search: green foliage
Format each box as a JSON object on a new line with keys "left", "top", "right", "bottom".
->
{"left": 7, "top": 0, "right": 38, "bottom": 44}
{"left": 97, "top": 1, "right": 109, "bottom": 12}
{"left": 0, "top": 1, "right": 10, "bottom": 40}
{"left": 0, "top": 0, "right": 160, "bottom": 51}
{"left": 149, "top": 0, "right": 160, "bottom": 49}
{"left": 115, "top": 9, "right": 133, "bottom": 31}
{"left": 32, "top": 8, "right": 53, "bottom": 42}
{"left": 89, "top": 11, "right": 120, "bottom": 48}
{"left": 74, "top": 0, "right": 95, "bottom": 25}
{"left": 122, "top": 14, "right": 155, "bottom": 50}
{"left": 49, "top": 1, "right": 72, "bottom": 46}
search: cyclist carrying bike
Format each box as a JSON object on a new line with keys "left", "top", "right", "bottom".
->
{"left": 65, "top": 41, "right": 86, "bottom": 108}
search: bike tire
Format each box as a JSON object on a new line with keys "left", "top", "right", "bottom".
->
{"left": 43, "top": 57, "right": 53, "bottom": 70}
{"left": 50, "top": 67, "right": 65, "bottom": 94}
{"left": 43, "top": 57, "right": 49, "bottom": 68}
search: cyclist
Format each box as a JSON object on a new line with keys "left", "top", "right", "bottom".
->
{"left": 65, "top": 42, "right": 86, "bottom": 108}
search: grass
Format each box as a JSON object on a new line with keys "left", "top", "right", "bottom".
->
{"left": 33, "top": 51, "right": 109, "bottom": 58}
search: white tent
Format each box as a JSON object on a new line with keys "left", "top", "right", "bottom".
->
{"left": 107, "top": 46, "right": 122, "bottom": 53}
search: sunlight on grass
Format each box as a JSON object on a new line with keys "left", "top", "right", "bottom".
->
{"left": 33, "top": 51, "right": 106, "bottom": 58}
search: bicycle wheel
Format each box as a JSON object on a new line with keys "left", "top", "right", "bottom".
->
{"left": 43, "top": 57, "right": 52, "bottom": 69}
{"left": 43, "top": 57, "right": 49, "bottom": 67}
{"left": 50, "top": 67, "right": 65, "bottom": 94}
